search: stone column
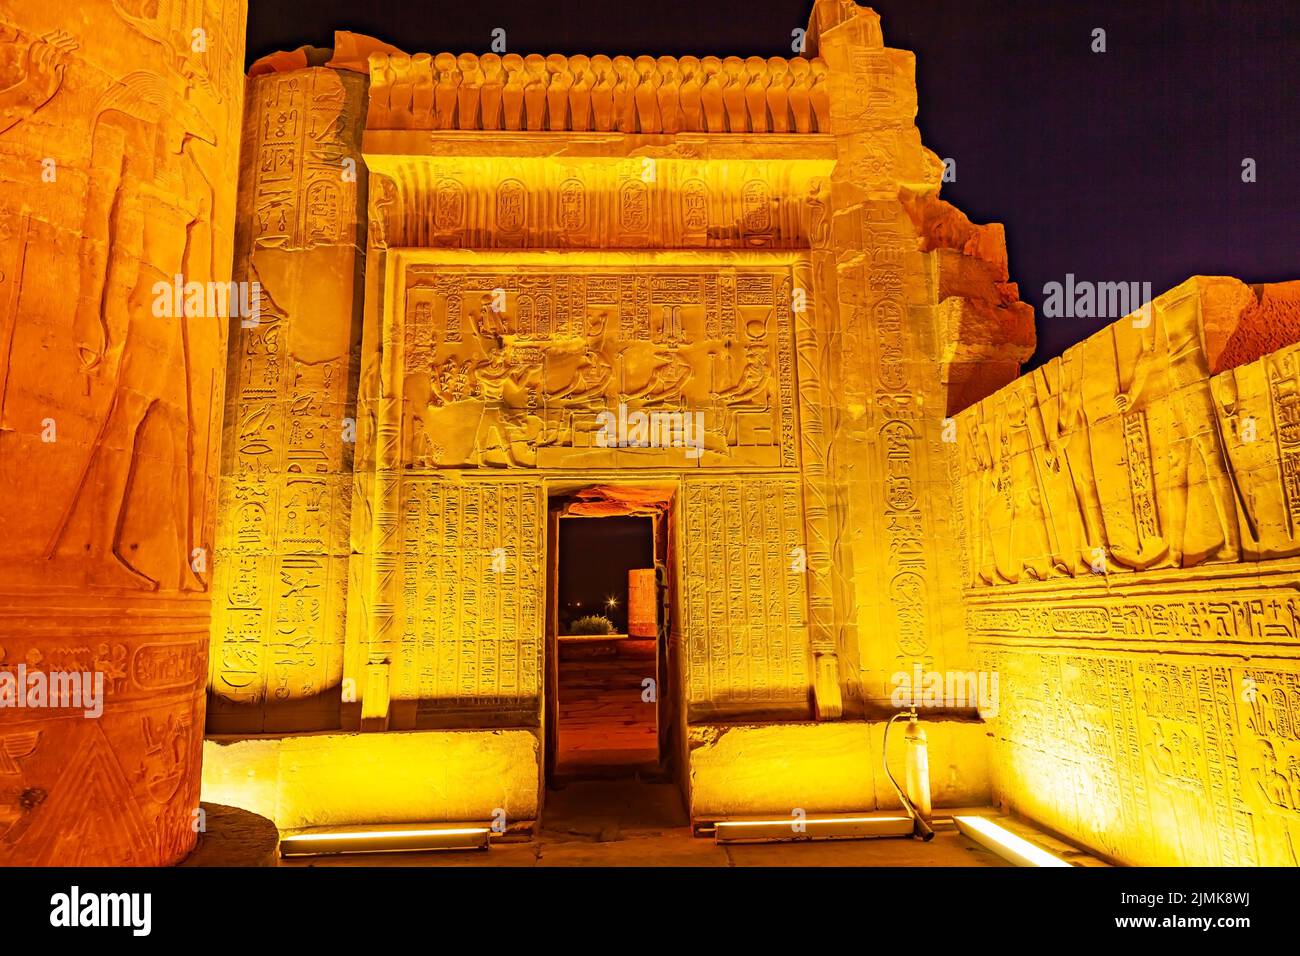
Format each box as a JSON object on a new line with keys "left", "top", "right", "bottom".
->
{"left": 0, "top": 0, "right": 245, "bottom": 864}
{"left": 207, "top": 63, "right": 368, "bottom": 735}
{"left": 810, "top": 0, "right": 1032, "bottom": 711}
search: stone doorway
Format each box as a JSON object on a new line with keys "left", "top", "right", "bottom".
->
{"left": 544, "top": 485, "right": 680, "bottom": 788}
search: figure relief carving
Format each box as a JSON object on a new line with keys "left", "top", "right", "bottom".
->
{"left": 42, "top": 65, "right": 223, "bottom": 591}
{"left": 393, "top": 255, "right": 801, "bottom": 471}
{"left": 957, "top": 280, "right": 1294, "bottom": 588}
{"left": 0, "top": 0, "right": 245, "bottom": 868}
{"left": 0, "top": 24, "right": 76, "bottom": 135}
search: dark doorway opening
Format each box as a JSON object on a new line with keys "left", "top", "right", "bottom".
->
{"left": 552, "top": 515, "right": 659, "bottom": 777}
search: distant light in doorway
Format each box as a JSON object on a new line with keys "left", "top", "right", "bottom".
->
{"left": 605, "top": 596, "right": 618, "bottom": 610}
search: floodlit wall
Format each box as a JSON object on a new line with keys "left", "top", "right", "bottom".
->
{"left": 207, "top": 64, "right": 368, "bottom": 734}
{"left": 956, "top": 277, "right": 1300, "bottom": 865}
{"left": 200, "top": 1, "right": 1030, "bottom": 825}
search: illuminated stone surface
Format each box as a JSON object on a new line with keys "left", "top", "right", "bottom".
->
{"left": 0, "top": 0, "right": 245, "bottom": 864}
{"left": 688, "top": 720, "right": 990, "bottom": 818}
{"left": 201, "top": 0, "right": 1033, "bottom": 834}
{"left": 958, "top": 277, "right": 1300, "bottom": 865}
{"left": 202, "top": 729, "right": 539, "bottom": 829}
{"left": 207, "top": 63, "right": 367, "bottom": 734}
{"left": 6, "top": 0, "right": 1293, "bottom": 866}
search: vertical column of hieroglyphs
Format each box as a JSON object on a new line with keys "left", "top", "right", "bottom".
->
{"left": 208, "top": 65, "right": 367, "bottom": 734}
{"left": 0, "top": 0, "right": 245, "bottom": 864}
{"left": 958, "top": 278, "right": 1300, "bottom": 865}
{"left": 798, "top": 178, "right": 853, "bottom": 719}
{"left": 812, "top": 3, "right": 956, "bottom": 709}
{"left": 810, "top": 0, "right": 1032, "bottom": 712}
{"left": 391, "top": 477, "right": 544, "bottom": 729}
{"left": 683, "top": 475, "right": 811, "bottom": 720}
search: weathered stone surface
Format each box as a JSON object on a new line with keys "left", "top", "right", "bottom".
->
{"left": 202, "top": 729, "right": 540, "bottom": 829}
{"left": 688, "top": 720, "right": 990, "bottom": 818}
{"left": 0, "top": 0, "right": 245, "bottom": 865}
{"left": 198, "top": 1, "right": 1028, "bottom": 832}
{"left": 180, "top": 802, "right": 279, "bottom": 866}
{"left": 955, "top": 276, "right": 1300, "bottom": 865}
{"left": 206, "top": 64, "right": 368, "bottom": 734}
{"left": 4, "top": 1, "right": 1287, "bottom": 866}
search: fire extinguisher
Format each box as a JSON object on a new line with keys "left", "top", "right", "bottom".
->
{"left": 904, "top": 714, "right": 932, "bottom": 823}
{"left": 884, "top": 708, "right": 934, "bottom": 840}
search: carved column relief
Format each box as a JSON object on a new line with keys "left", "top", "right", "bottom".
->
{"left": 792, "top": 253, "right": 850, "bottom": 717}
{"left": 0, "top": 0, "right": 246, "bottom": 865}
{"left": 814, "top": 2, "right": 980, "bottom": 710}
{"left": 207, "top": 66, "right": 367, "bottom": 734}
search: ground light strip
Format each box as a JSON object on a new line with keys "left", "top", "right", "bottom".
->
{"left": 713, "top": 815, "right": 914, "bottom": 844}
{"left": 953, "top": 816, "right": 1071, "bottom": 867}
{"left": 280, "top": 825, "right": 492, "bottom": 857}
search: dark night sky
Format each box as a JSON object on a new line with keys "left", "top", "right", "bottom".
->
{"left": 558, "top": 517, "right": 654, "bottom": 631}
{"left": 247, "top": 1, "right": 1299, "bottom": 366}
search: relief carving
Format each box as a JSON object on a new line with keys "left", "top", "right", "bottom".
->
{"left": 393, "top": 255, "right": 802, "bottom": 471}
{"left": 958, "top": 279, "right": 1300, "bottom": 587}
{"left": 365, "top": 50, "right": 831, "bottom": 134}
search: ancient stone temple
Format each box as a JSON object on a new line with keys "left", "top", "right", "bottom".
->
{"left": 201, "top": 1, "right": 1036, "bottom": 839}
{"left": 1, "top": 0, "right": 1297, "bottom": 868}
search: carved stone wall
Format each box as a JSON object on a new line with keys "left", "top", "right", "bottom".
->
{"left": 339, "top": 0, "right": 1032, "bottom": 739}
{"left": 956, "top": 277, "right": 1300, "bottom": 865}
{"left": 366, "top": 52, "right": 831, "bottom": 134}
{"left": 682, "top": 475, "right": 812, "bottom": 719}
{"left": 391, "top": 476, "right": 544, "bottom": 728}
{"left": 346, "top": 249, "right": 819, "bottom": 725}
{"left": 0, "top": 0, "right": 246, "bottom": 864}
{"left": 391, "top": 251, "right": 805, "bottom": 471}
{"left": 367, "top": 152, "right": 832, "bottom": 251}
{"left": 205, "top": 3, "right": 1038, "bottom": 823}
{"left": 811, "top": 1, "right": 1033, "bottom": 713}
{"left": 207, "top": 65, "right": 367, "bottom": 734}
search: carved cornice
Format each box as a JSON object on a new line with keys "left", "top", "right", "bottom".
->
{"left": 366, "top": 52, "right": 831, "bottom": 134}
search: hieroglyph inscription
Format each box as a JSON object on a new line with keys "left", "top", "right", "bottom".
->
{"left": 395, "top": 478, "right": 543, "bottom": 723}
{"left": 682, "top": 475, "right": 812, "bottom": 718}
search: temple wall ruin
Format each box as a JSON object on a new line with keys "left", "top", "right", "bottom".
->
{"left": 810, "top": 2, "right": 1033, "bottom": 717}
{"left": 207, "top": 63, "right": 368, "bottom": 734}
{"left": 202, "top": 1, "right": 1032, "bottom": 826}
{"left": 0, "top": 0, "right": 246, "bottom": 864}
{"left": 955, "top": 277, "right": 1300, "bottom": 865}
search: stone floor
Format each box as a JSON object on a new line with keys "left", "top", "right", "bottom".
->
{"left": 282, "top": 779, "right": 1023, "bottom": 867}
{"left": 555, "top": 637, "right": 659, "bottom": 773}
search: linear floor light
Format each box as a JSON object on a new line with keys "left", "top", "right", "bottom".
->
{"left": 713, "top": 814, "right": 914, "bottom": 844}
{"left": 953, "top": 815, "right": 1070, "bottom": 867}
{"left": 280, "top": 823, "right": 492, "bottom": 858}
